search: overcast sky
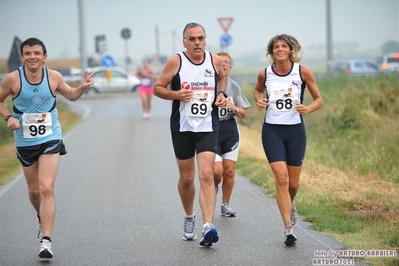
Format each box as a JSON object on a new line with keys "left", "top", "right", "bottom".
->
{"left": 1, "top": 0, "right": 398, "bottom": 66}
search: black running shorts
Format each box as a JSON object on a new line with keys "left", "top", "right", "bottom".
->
{"left": 261, "top": 123, "right": 306, "bottom": 166}
{"left": 171, "top": 131, "right": 218, "bottom": 160}
{"left": 16, "top": 140, "right": 67, "bottom": 167}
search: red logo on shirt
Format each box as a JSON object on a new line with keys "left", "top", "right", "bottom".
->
{"left": 182, "top": 82, "right": 190, "bottom": 90}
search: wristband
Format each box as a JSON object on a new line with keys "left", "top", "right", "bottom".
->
{"left": 4, "top": 115, "right": 12, "bottom": 122}
{"left": 217, "top": 91, "right": 228, "bottom": 98}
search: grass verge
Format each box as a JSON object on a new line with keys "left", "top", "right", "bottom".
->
{"left": 237, "top": 119, "right": 399, "bottom": 266}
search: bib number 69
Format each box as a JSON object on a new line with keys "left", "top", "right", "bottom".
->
{"left": 191, "top": 103, "right": 207, "bottom": 115}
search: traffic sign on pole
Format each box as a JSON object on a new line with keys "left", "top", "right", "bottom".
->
{"left": 121, "top": 27, "right": 132, "bottom": 71}
{"left": 8, "top": 36, "right": 22, "bottom": 72}
{"left": 217, "top": 17, "right": 234, "bottom": 33}
{"left": 95, "top": 35, "right": 107, "bottom": 54}
{"left": 220, "top": 34, "right": 233, "bottom": 48}
{"left": 121, "top": 28, "right": 131, "bottom": 40}
{"left": 101, "top": 55, "right": 116, "bottom": 67}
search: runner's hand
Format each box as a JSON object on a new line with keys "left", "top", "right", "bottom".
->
{"left": 215, "top": 93, "right": 227, "bottom": 107}
{"left": 81, "top": 71, "right": 97, "bottom": 90}
{"left": 256, "top": 98, "right": 267, "bottom": 111}
{"left": 178, "top": 89, "right": 193, "bottom": 102}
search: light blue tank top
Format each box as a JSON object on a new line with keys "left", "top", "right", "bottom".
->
{"left": 13, "top": 66, "right": 62, "bottom": 147}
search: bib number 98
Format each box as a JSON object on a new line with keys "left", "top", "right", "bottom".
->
{"left": 29, "top": 125, "right": 47, "bottom": 137}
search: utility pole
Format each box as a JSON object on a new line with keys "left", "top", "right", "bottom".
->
{"left": 77, "top": 0, "right": 87, "bottom": 71}
{"left": 155, "top": 25, "right": 160, "bottom": 57}
{"left": 172, "top": 29, "right": 176, "bottom": 56}
{"left": 121, "top": 28, "right": 131, "bottom": 72}
{"left": 326, "top": 0, "right": 333, "bottom": 74}
{"left": 154, "top": 25, "right": 161, "bottom": 69}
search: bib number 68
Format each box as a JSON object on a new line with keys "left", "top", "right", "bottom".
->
{"left": 276, "top": 99, "right": 293, "bottom": 110}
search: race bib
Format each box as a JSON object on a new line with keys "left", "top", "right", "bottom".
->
{"left": 185, "top": 91, "right": 211, "bottom": 117}
{"left": 22, "top": 113, "right": 53, "bottom": 138}
{"left": 219, "top": 97, "right": 235, "bottom": 119}
{"left": 141, "top": 77, "right": 152, "bottom": 86}
{"left": 269, "top": 87, "right": 299, "bottom": 112}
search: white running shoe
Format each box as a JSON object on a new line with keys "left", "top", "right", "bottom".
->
{"left": 39, "top": 239, "right": 53, "bottom": 258}
{"left": 199, "top": 222, "right": 219, "bottom": 246}
{"left": 182, "top": 215, "right": 196, "bottom": 240}
{"left": 221, "top": 202, "right": 236, "bottom": 217}
{"left": 284, "top": 227, "right": 297, "bottom": 246}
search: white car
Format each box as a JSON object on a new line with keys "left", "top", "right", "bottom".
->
{"left": 377, "top": 53, "right": 399, "bottom": 72}
{"left": 86, "top": 66, "right": 140, "bottom": 94}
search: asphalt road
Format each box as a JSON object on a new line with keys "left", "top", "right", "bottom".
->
{"left": 0, "top": 93, "right": 368, "bottom": 266}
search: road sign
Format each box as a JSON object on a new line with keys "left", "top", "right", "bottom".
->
{"left": 217, "top": 17, "right": 234, "bottom": 33}
{"left": 8, "top": 36, "right": 22, "bottom": 72}
{"left": 95, "top": 35, "right": 107, "bottom": 53}
{"left": 101, "top": 55, "right": 116, "bottom": 67}
{"left": 121, "top": 28, "right": 131, "bottom": 39}
{"left": 220, "top": 34, "right": 233, "bottom": 48}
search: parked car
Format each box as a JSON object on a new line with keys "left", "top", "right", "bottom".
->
{"left": 85, "top": 66, "right": 140, "bottom": 94}
{"left": 377, "top": 53, "right": 399, "bottom": 72}
{"left": 334, "top": 59, "right": 380, "bottom": 76}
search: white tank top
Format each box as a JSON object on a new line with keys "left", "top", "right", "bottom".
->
{"left": 170, "top": 51, "right": 219, "bottom": 132}
{"left": 264, "top": 63, "right": 305, "bottom": 125}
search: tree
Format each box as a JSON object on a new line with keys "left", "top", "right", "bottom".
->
{"left": 381, "top": 40, "right": 399, "bottom": 54}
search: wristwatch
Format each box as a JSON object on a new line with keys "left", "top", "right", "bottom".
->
{"left": 4, "top": 115, "right": 12, "bottom": 122}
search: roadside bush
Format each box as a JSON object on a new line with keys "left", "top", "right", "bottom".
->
{"left": 0, "top": 99, "right": 14, "bottom": 146}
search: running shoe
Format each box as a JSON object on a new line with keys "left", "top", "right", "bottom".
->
{"left": 284, "top": 227, "right": 297, "bottom": 246}
{"left": 291, "top": 201, "right": 297, "bottom": 226}
{"left": 199, "top": 222, "right": 219, "bottom": 246}
{"left": 182, "top": 215, "right": 196, "bottom": 241}
{"left": 39, "top": 239, "right": 53, "bottom": 258}
{"left": 37, "top": 220, "right": 42, "bottom": 241}
{"left": 221, "top": 202, "right": 236, "bottom": 217}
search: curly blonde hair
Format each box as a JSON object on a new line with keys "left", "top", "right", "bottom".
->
{"left": 266, "top": 34, "right": 303, "bottom": 64}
